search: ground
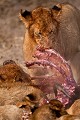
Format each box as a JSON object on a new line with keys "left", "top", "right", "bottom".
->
{"left": 0, "top": 0, "right": 80, "bottom": 67}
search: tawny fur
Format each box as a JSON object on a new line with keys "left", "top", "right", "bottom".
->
{"left": 29, "top": 99, "right": 67, "bottom": 120}
{"left": 67, "top": 99, "right": 80, "bottom": 115}
{"left": 57, "top": 114, "right": 80, "bottom": 120}
{"left": 0, "top": 105, "right": 23, "bottom": 120}
{"left": 0, "top": 82, "right": 45, "bottom": 106}
{"left": 0, "top": 60, "right": 31, "bottom": 84}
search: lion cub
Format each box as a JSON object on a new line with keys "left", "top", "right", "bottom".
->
{"left": 0, "top": 60, "right": 31, "bottom": 84}
{"left": 19, "top": 3, "right": 80, "bottom": 84}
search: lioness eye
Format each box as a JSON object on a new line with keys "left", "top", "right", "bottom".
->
{"left": 34, "top": 31, "right": 42, "bottom": 37}
{"left": 38, "top": 32, "right": 41, "bottom": 35}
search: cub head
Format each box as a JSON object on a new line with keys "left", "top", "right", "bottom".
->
{"left": 19, "top": 4, "right": 63, "bottom": 53}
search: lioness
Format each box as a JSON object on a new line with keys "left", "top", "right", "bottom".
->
{"left": 19, "top": 3, "right": 80, "bottom": 84}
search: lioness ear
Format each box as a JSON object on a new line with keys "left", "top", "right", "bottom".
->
{"left": 19, "top": 9, "right": 32, "bottom": 28}
{"left": 52, "top": 4, "right": 62, "bottom": 11}
{"left": 52, "top": 4, "right": 62, "bottom": 20}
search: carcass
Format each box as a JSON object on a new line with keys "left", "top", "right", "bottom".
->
{"left": 26, "top": 48, "right": 80, "bottom": 107}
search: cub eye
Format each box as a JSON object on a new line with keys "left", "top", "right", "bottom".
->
{"left": 27, "top": 94, "right": 36, "bottom": 101}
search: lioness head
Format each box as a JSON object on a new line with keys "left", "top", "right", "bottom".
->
{"left": 19, "top": 4, "right": 66, "bottom": 61}
{"left": 19, "top": 3, "right": 80, "bottom": 62}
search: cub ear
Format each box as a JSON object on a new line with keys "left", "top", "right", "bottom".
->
{"left": 19, "top": 9, "right": 32, "bottom": 28}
